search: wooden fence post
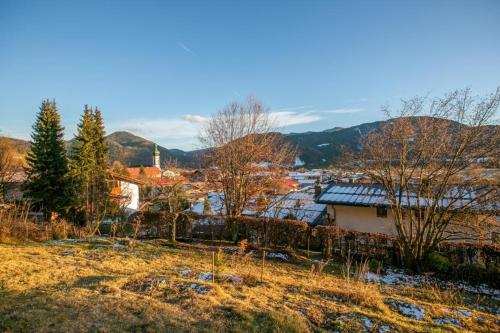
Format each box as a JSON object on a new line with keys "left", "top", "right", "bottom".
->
{"left": 261, "top": 250, "right": 266, "bottom": 283}
{"left": 307, "top": 234, "right": 310, "bottom": 258}
{"left": 212, "top": 251, "right": 215, "bottom": 283}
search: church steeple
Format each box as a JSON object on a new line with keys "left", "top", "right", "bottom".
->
{"left": 153, "top": 144, "right": 161, "bottom": 169}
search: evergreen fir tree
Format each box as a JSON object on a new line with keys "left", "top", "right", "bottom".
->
{"left": 92, "top": 108, "right": 110, "bottom": 218}
{"left": 69, "top": 105, "right": 110, "bottom": 226}
{"left": 24, "top": 100, "right": 71, "bottom": 219}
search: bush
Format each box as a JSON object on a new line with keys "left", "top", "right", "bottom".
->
{"left": 424, "top": 251, "right": 450, "bottom": 274}
{"left": 369, "top": 258, "right": 382, "bottom": 273}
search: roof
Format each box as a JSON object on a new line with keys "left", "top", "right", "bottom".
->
{"left": 126, "top": 166, "right": 161, "bottom": 178}
{"left": 259, "top": 187, "right": 327, "bottom": 225}
{"left": 186, "top": 192, "right": 256, "bottom": 216}
{"left": 317, "top": 183, "right": 498, "bottom": 212}
{"left": 153, "top": 176, "right": 190, "bottom": 186}
{"left": 108, "top": 171, "right": 146, "bottom": 185}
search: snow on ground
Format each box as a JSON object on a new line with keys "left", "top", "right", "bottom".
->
{"left": 198, "top": 272, "right": 213, "bottom": 281}
{"left": 365, "top": 268, "right": 500, "bottom": 299}
{"left": 266, "top": 252, "right": 289, "bottom": 261}
{"left": 222, "top": 274, "right": 243, "bottom": 286}
{"left": 189, "top": 283, "right": 209, "bottom": 294}
{"left": 388, "top": 300, "right": 425, "bottom": 320}
{"left": 433, "top": 317, "right": 461, "bottom": 327}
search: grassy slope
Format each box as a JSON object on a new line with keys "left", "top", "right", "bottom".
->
{"left": 0, "top": 240, "right": 498, "bottom": 333}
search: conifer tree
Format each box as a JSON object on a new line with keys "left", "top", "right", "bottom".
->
{"left": 92, "top": 108, "right": 110, "bottom": 218}
{"left": 24, "top": 100, "right": 71, "bottom": 219}
{"left": 69, "top": 105, "right": 109, "bottom": 228}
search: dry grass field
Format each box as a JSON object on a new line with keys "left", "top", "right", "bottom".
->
{"left": 0, "top": 239, "right": 498, "bottom": 333}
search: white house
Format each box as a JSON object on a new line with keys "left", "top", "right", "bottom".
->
{"left": 109, "top": 172, "right": 145, "bottom": 214}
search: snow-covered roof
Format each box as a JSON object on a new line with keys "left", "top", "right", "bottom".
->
{"left": 317, "top": 183, "right": 498, "bottom": 212}
{"left": 259, "top": 187, "right": 326, "bottom": 225}
{"left": 186, "top": 192, "right": 255, "bottom": 216}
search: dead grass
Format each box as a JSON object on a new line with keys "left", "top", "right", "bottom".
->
{"left": 0, "top": 240, "right": 498, "bottom": 333}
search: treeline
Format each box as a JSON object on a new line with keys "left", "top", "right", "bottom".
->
{"left": 23, "top": 100, "right": 111, "bottom": 228}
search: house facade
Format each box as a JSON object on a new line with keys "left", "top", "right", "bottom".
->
{"left": 109, "top": 172, "right": 145, "bottom": 214}
{"left": 316, "top": 183, "right": 499, "bottom": 241}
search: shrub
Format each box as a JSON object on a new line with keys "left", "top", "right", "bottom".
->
{"left": 424, "top": 251, "right": 450, "bottom": 274}
{"left": 369, "top": 258, "right": 382, "bottom": 273}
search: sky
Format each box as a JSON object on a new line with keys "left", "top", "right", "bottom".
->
{"left": 0, "top": 0, "right": 499, "bottom": 150}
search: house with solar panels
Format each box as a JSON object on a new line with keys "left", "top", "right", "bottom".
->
{"left": 316, "top": 183, "right": 398, "bottom": 235}
{"left": 316, "top": 183, "right": 499, "bottom": 238}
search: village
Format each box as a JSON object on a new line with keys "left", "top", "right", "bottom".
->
{"left": 1, "top": 97, "right": 499, "bottom": 332}
{"left": 1, "top": 1, "right": 500, "bottom": 332}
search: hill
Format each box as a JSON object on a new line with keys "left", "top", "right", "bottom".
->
{"left": 105, "top": 131, "right": 202, "bottom": 168}
{"left": 103, "top": 120, "right": 386, "bottom": 168}
{"left": 4, "top": 118, "right": 495, "bottom": 168}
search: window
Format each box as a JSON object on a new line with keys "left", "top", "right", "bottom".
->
{"left": 376, "top": 206, "right": 387, "bottom": 218}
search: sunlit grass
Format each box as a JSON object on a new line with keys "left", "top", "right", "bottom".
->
{"left": 0, "top": 240, "right": 498, "bottom": 332}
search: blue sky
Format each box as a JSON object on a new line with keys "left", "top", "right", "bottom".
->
{"left": 1, "top": 0, "right": 499, "bottom": 150}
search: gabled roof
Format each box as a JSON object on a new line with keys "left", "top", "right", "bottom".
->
{"left": 126, "top": 166, "right": 161, "bottom": 178}
{"left": 317, "top": 183, "right": 498, "bottom": 212}
{"left": 317, "top": 183, "right": 388, "bottom": 207}
{"left": 259, "top": 187, "right": 327, "bottom": 225}
{"left": 153, "top": 176, "right": 190, "bottom": 186}
{"left": 108, "top": 171, "right": 146, "bottom": 185}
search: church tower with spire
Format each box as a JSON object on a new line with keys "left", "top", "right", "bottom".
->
{"left": 153, "top": 144, "right": 161, "bottom": 169}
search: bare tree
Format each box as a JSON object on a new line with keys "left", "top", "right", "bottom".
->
{"left": 199, "top": 97, "right": 295, "bottom": 217}
{"left": 350, "top": 88, "right": 500, "bottom": 271}
{"left": 0, "top": 139, "right": 15, "bottom": 202}
{"left": 143, "top": 182, "right": 189, "bottom": 242}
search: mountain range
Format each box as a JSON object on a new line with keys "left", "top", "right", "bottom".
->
{"left": 6, "top": 118, "right": 494, "bottom": 169}
{"left": 103, "top": 120, "right": 389, "bottom": 167}
{"left": 2, "top": 120, "right": 384, "bottom": 168}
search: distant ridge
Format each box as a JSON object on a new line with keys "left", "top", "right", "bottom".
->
{"left": 3, "top": 117, "right": 496, "bottom": 168}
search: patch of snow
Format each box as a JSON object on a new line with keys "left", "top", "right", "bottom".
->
{"left": 360, "top": 316, "right": 373, "bottom": 328}
{"left": 433, "top": 317, "right": 461, "bottom": 327}
{"left": 294, "top": 157, "right": 305, "bottom": 167}
{"left": 179, "top": 268, "right": 192, "bottom": 278}
{"left": 452, "top": 309, "right": 472, "bottom": 318}
{"left": 475, "top": 305, "right": 500, "bottom": 316}
{"left": 378, "top": 325, "right": 392, "bottom": 333}
{"left": 198, "top": 272, "right": 213, "bottom": 281}
{"left": 189, "top": 283, "right": 209, "bottom": 294}
{"left": 222, "top": 274, "right": 243, "bottom": 286}
{"left": 319, "top": 291, "right": 342, "bottom": 302}
{"left": 267, "top": 252, "right": 289, "bottom": 261}
{"left": 365, "top": 268, "right": 500, "bottom": 299}
{"left": 390, "top": 300, "right": 425, "bottom": 320}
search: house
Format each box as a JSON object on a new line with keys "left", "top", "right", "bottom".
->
{"left": 2, "top": 171, "right": 27, "bottom": 202}
{"left": 259, "top": 186, "right": 327, "bottom": 225}
{"left": 187, "top": 186, "right": 327, "bottom": 225}
{"left": 289, "top": 170, "right": 323, "bottom": 187}
{"left": 126, "top": 166, "right": 162, "bottom": 179}
{"left": 316, "top": 183, "right": 499, "bottom": 238}
{"left": 109, "top": 172, "right": 145, "bottom": 214}
{"left": 186, "top": 192, "right": 256, "bottom": 217}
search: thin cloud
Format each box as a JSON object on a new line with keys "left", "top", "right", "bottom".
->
{"left": 323, "top": 108, "right": 363, "bottom": 114}
{"left": 183, "top": 114, "right": 209, "bottom": 124}
{"left": 270, "top": 111, "right": 321, "bottom": 127}
{"left": 110, "top": 118, "right": 202, "bottom": 141}
{"left": 177, "top": 42, "right": 197, "bottom": 56}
